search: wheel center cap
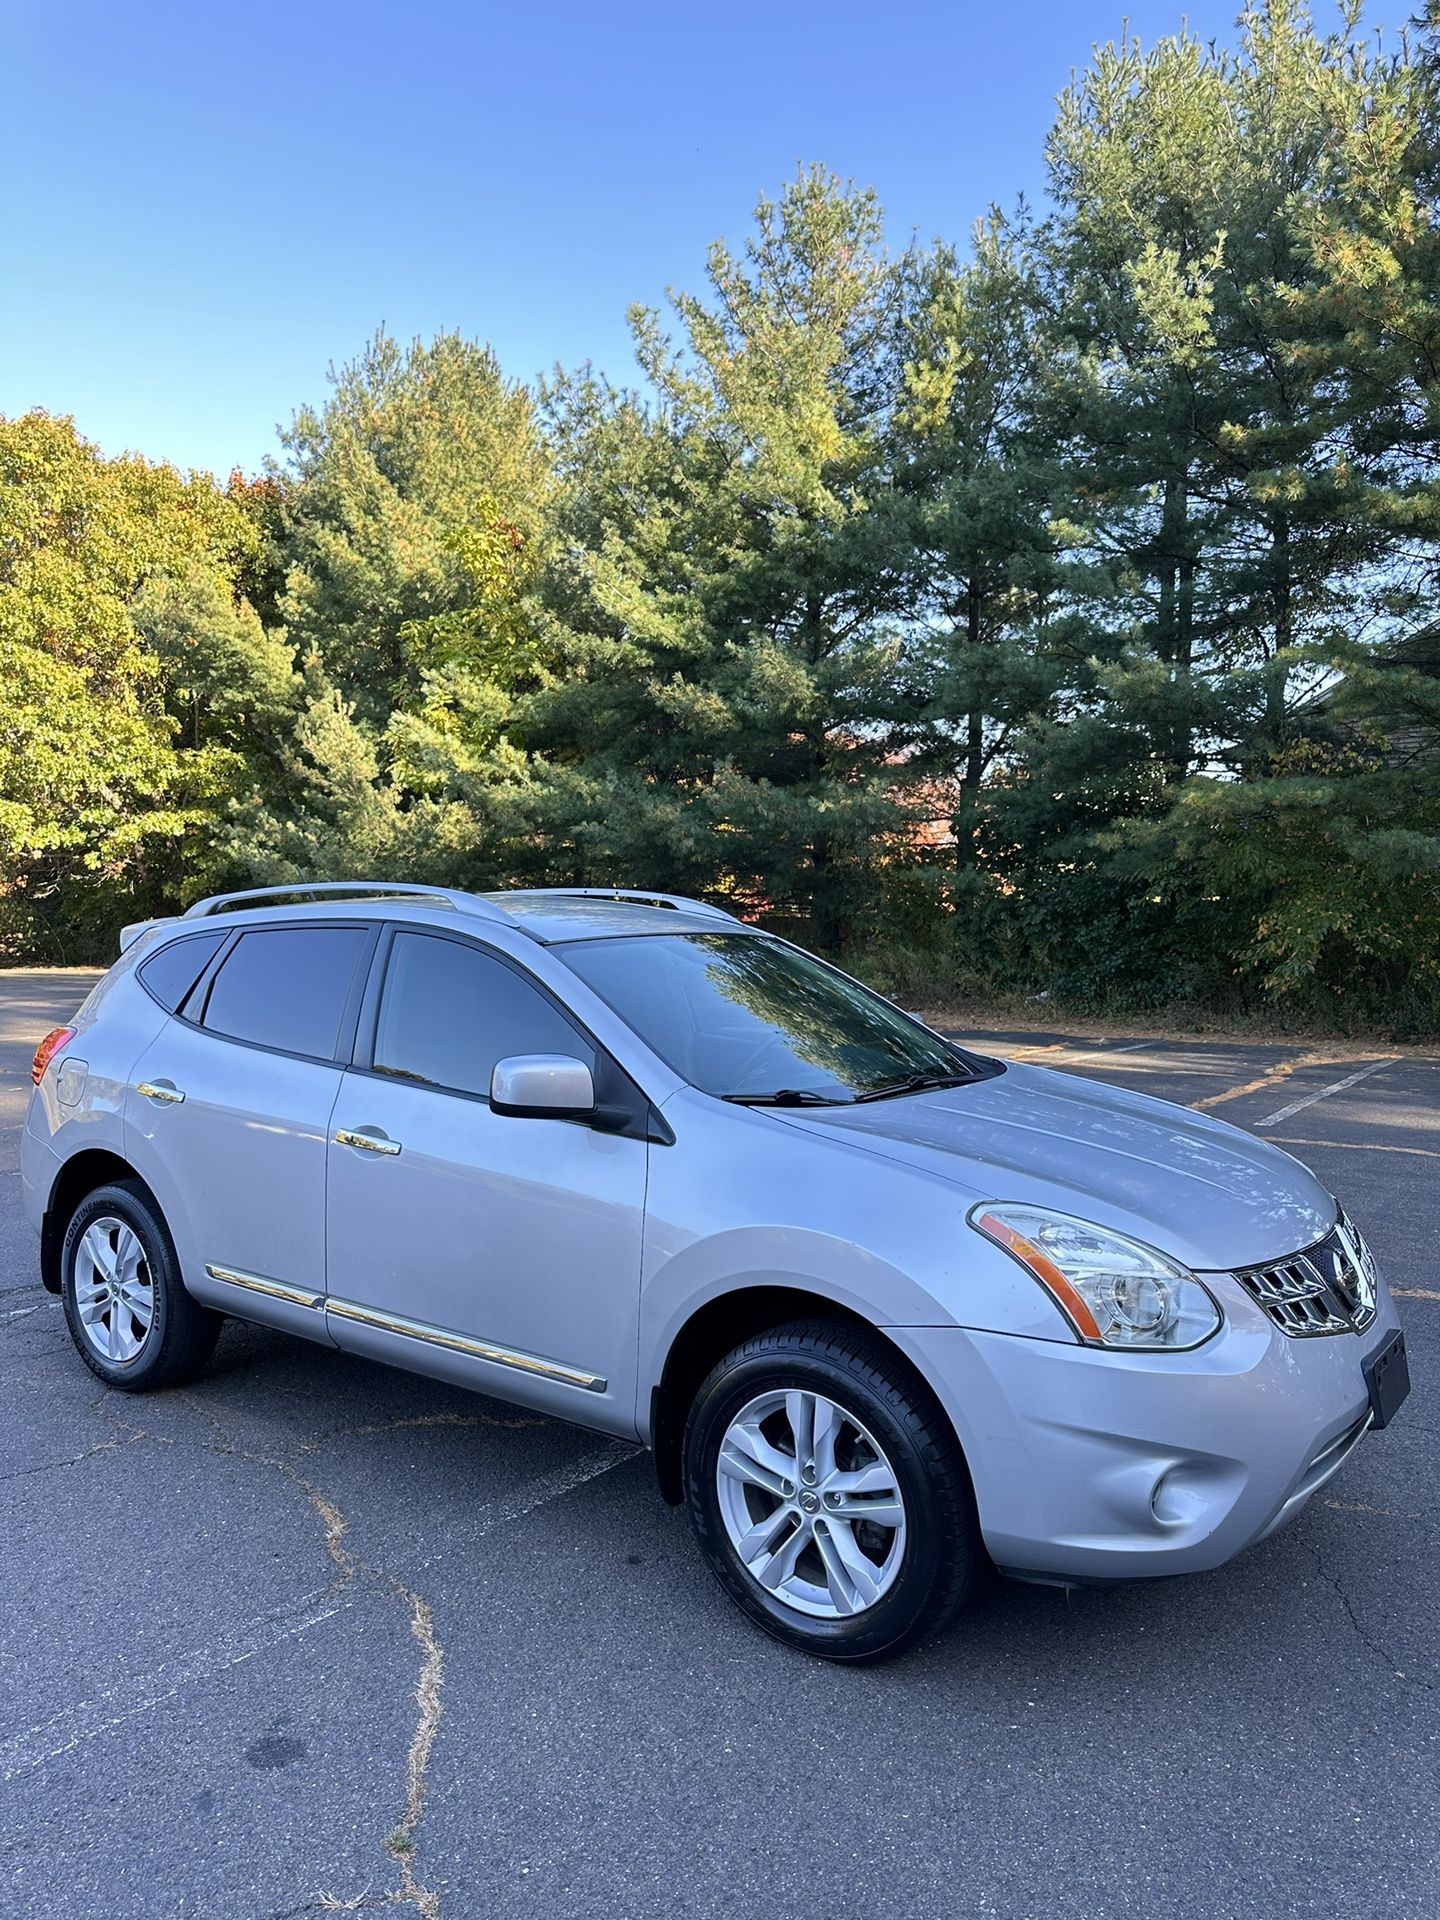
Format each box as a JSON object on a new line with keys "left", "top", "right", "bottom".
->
{"left": 798, "top": 1489, "right": 820, "bottom": 1513}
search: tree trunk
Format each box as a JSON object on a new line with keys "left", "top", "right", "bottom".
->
{"left": 1265, "top": 511, "right": 1293, "bottom": 750}
{"left": 955, "top": 576, "right": 986, "bottom": 873}
{"left": 801, "top": 589, "right": 847, "bottom": 951}
{"left": 1159, "top": 472, "right": 1193, "bottom": 779}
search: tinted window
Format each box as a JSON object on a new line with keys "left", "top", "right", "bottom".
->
{"left": 138, "top": 932, "right": 227, "bottom": 1013}
{"left": 373, "top": 933, "right": 591, "bottom": 1098}
{"left": 201, "top": 927, "right": 369, "bottom": 1060}
{"left": 557, "top": 933, "right": 987, "bottom": 1101}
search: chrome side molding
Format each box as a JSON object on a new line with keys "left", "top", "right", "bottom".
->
{"left": 325, "top": 1295, "right": 607, "bottom": 1392}
{"left": 205, "top": 1264, "right": 324, "bottom": 1310}
{"left": 202, "top": 1267, "right": 605, "bottom": 1392}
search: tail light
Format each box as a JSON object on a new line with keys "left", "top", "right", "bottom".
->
{"left": 31, "top": 1027, "right": 76, "bottom": 1086}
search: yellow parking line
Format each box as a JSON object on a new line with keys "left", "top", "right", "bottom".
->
{"left": 1392, "top": 1287, "right": 1440, "bottom": 1302}
{"left": 1192, "top": 1051, "right": 1395, "bottom": 1113}
{"left": 1269, "top": 1136, "right": 1440, "bottom": 1161}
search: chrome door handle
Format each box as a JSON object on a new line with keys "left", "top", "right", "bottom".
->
{"left": 334, "top": 1128, "right": 401, "bottom": 1156}
{"left": 136, "top": 1080, "right": 185, "bottom": 1105}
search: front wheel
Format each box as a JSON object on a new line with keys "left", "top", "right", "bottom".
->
{"left": 683, "top": 1321, "right": 981, "bottom": 1662}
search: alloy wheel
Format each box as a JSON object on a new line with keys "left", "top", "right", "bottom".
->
{"left": 715, "top": 1388, "right": 907, "bottom": 1619}
{"left": 73, "top": 1216, "right": 154, "bottom": 1366}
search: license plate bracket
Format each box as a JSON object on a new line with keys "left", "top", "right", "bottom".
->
{"left": 1363, "top": 1329, "right": 1410, "bottom": 1430}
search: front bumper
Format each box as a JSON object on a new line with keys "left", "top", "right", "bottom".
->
{"left": 889, "top": 1281, "right": 1403, "bottom": 1584}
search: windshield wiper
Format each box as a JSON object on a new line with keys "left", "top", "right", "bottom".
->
{"left": 722, "top": 1088, "right": 853, "bottom": 1107}
{"left": 853, "top": 1070, "right": 975, "bottom": 1104}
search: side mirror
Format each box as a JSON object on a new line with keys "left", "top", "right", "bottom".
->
{"left": 490, "top": 1053, "right": 596, "bottom": 1119}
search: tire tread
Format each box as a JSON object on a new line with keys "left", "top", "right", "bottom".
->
{"left": 685, "top": 1317, "right": 980, "bottom": 1660}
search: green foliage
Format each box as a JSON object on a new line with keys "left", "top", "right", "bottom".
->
{"left": 6, "top": 2, "right": 1440, "bottom": 1035}
{"left": 279, "top": 329, "right": 549, "bottom": 719}
{"left": 0, "top": 413, "right": 279, "bottom": 955}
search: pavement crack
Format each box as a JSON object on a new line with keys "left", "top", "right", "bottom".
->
{"left": 292, "top": 1409, "right": 545, "bottom": 1459}
{"left": 170, "top": 1392, "right": 446, "bottom": 1917}
{"left": 1304, "top": 1540, "right": 1435, "bottom": 1695}
{"left": 170, "top": 1392, "right": 356, "bottom": 1591}
{"left": 269, "top": 1893, "right": 389, "bottom": 1919}
{"left": 379, "top": 1577, "right": 444, "bottom": 1920}
{"left": 0, "top": 1430, "right": 133, "bottom": 1484}
{"left": 270, "top": 1889, "right": 391, "bottom": 1917}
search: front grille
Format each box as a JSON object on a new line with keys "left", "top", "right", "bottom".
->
{"left": 1234, "top": 1216, "right": 1378, "bottom": 1337}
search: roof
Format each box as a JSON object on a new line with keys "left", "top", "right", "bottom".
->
{"left": 121, "top": 884, "right": 755, "bottom": 956}
{"left": 481, "top": 892, "right": 745, "bottom": 943}
{"left": 1297, "top": 622, "right": 1440, "bottom": 771}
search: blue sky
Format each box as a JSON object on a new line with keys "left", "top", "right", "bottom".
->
{"left": 6, "top": 0, "right": 1258, "bottom": 477}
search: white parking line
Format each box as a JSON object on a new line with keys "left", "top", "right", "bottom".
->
{"left": 1, "top": 1589, "right": 350, "bottom": 1781}
{"left": 417, "top": 1439, "right": 636, "bottom": 1572}
{"left": 1, "top": 1442, "right": 634, "bottom": 1780}
{"left": 1252, "top": 1059, "right": 1393, "bottom": 1129}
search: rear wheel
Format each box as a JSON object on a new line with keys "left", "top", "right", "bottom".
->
{"left": 60, "top": 1181, "right": 220, "bottom": 1391}
{"left": 683, "top": 1320, "right": 981, "bottom": 1662}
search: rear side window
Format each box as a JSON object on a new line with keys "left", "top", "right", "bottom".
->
{"left": 373, "top": 932, "right": 591, "bottom": 1099}
{"left": 137, "top": 932, "right": 227, "bottom": 1013}
{"left": 200, "top": 927, "right": 369, "bottom": 1061}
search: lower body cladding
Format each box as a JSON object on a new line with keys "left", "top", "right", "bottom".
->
{"left": 886, "top": 1287, "right": 1405, "bottom": 1585}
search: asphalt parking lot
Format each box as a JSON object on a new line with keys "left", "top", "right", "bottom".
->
{"left": 3, "top": 972, "right": 1437, "bottom": 1920}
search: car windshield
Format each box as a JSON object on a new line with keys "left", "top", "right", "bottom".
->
{"left": 555, "top": 932, "right": 993, "bottom": 1103}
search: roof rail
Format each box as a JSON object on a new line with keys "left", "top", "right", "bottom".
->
{"left": 512, "top": 887, "right": 743, "bottom": 925}
{"left": 181, "top": 881, "right": 511, "bottom": 924}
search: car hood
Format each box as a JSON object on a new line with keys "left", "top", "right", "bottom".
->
{"left": 774, "top": 1060, "right": 1335, "bottom": 1272}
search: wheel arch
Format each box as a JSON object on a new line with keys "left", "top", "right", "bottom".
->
{"left": 648, "top": 1284, "right": 956, "bottom": 1505}
{"left": 39, "top": 1148, "right": 151, "bottom": 1294}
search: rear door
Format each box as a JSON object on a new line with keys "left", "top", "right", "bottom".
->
{"left": 126, "top": 920, "right": 375, "bottom": 1340}
{"left": 324, "top": 928, "right": 649, "bottom": 1433}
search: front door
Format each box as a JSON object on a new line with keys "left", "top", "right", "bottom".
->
{"left": 324, "top": 929, "right": 648, "bottom": 1433}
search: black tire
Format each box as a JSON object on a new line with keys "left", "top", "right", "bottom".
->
{"left": 60, "top": 1180, "right": 221, "bottom": 1392}
{"left": 684, "top": 1319, "right": 981, "bottom": 1662}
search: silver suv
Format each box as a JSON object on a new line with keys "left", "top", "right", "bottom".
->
{"left": 23, "top": 883, "right": 1410, "bottom": 1661}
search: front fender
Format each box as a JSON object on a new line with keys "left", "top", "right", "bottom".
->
{"left": 636, "top": 1093, "right": 1076, "bottom": 1431}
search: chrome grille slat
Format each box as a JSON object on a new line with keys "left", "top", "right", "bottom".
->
{"left": 1233, "top": 1221, "right": 1378, "bottom": 1338}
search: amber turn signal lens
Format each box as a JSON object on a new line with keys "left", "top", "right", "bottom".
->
{"left": 973, "top": 1208, "right": 1105, "bottom": 1342}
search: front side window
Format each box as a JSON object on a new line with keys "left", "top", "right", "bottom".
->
{"left": 200, "top": 926, "right": 370, "bottom": 1060}
{"left": 372, "top": 933, "right": 592, "bottom": 1099}
{"left": 556, "top": 933, "right": 993, "bottom": 1103}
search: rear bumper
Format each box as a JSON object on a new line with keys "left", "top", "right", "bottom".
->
{"left": 19, "top": 1124, "right": 55, "bottom": 1239}
{"left": 890, "top": 1284, "right": 1403, "bottom": 1584}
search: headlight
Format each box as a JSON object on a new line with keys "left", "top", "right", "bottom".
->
{"left": 970, "top": 1204, "right": 1222, "bottom": 1350}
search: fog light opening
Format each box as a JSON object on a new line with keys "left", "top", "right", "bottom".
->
{"left": 1150, "top": 1467, "right": 1207, "bottom": 1529}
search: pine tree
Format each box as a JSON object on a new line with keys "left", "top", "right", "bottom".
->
{"left": 890, "top": 219, "right": 1074, "bottom": 878}
{"left": 528, "top": 170, "right": 918, "bottom": 949}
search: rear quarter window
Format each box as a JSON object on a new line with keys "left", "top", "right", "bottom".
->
{"left": 136, "top": 931, "right": 228, "bottom": 1013}
{"left": 199, "top": 926, "right": 370, "bottom": 1061}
